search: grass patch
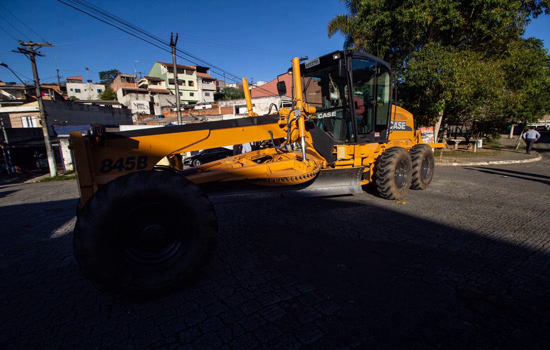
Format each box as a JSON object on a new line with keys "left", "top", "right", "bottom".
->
{"left": 40, "top": 174, "right": 77, "bottom": 182}
{"left": 484, "top": 139, "right": 501, "bottom": 148}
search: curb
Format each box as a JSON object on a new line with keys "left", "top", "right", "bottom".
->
{"left": 436, "top": 153, "right": 542, "bottom": 167}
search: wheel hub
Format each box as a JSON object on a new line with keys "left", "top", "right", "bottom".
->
{"left": 118, "top": 204, "right": 191, "bottom": 271}
{"left": 395, "top": 159, "right": 410, "bottom": 189}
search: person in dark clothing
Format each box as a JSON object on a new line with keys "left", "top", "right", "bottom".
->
{"left": 522, "top": 126, "right": 541, "bottom": 154}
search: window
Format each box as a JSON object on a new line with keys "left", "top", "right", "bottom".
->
{"left": 22, "top": 116, "right": 39, "bottom": 128}
{"left": 179, "top": 92, "right": 183, "bottom": 96}
{"left": 97, "top": 89, "right": 102, "bottom": 93}
{"left": 70, "top": 88, "right": 73, "bottom": 91}
{"left": 75, "top": 89, "right": 81, "bottom": 93}
{"left": 352, "top": 58, "right": 391, "bottom": 138}
{"left": 190, "top": 92, "right": 194, "bottom": 97}
{"left": 205, "top": 92, "right": 210, "bottom": 96}
{"left": 188, "top": 81, "right": 194, "bottom": 87}
{"left": 301, "top": 60, "right": 351, "bottom": 142}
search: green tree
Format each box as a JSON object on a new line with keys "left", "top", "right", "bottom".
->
{"left": 328, "top": 0, "right": 550, "bottom": 138}
{"left": 98, "top": 87, "right": 117, "bottom": 101}
{"left": 99, "top": 69, "right": 120, "bottom": 86}
{"left": 222, "top": 87, "right": 245, "bottom": 100}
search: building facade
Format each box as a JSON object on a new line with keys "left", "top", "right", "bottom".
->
{"left": 147, "top": 62, "right": 200, "bottom": 105}
{"left": 110, "top": 73, "right": 138, "bottom": 92}
{"left": 195, "top": 67, "right": 216, "bottom": 104}
{"left": 66, "top": 76, "right": 105, "bottom": 100}
{"left": 137, "top": 76, "right": 174, "bottom": 116}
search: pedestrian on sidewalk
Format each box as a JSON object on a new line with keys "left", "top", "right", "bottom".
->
{"left": 522, "top": 126, "right": 541, "bottom": 154}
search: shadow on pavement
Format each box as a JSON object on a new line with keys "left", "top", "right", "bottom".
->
{"left": 464, "top": 167, "right": 550, "bottom": 185}
{"left": 0, "top": 189, "right": 19, "bottom": 199}
{"left": 0, "top": 195, "right": 548, "bottom": 349}
{"left": 467, "top": 167, "right": 550, "bottom": 180}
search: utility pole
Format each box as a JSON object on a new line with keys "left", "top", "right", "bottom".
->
{"left": 14, "top": 41, "right": 57, "bottom": 177}
{"left": 170, "top": 33, "right": 182, "bottom": 125}
{"left": 56, "top": 69, "right": 61, "bottom": 87}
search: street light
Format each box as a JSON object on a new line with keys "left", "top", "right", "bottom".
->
{"left": 0, "top": 62, "right": 27, "bottom": 86}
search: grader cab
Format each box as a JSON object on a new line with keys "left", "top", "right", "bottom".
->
{"left": 70, "top": 50, "right": 443, "bottom": 295}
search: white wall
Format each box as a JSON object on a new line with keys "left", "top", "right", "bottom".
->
{"left": 67, "top": 82, "right": 105, "bottom": 100}
{"left": 218, "top": 95, "right": 291, "bottom": 116}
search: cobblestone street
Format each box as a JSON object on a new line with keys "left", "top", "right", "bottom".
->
{"left": 1, "top": 153, "right": 549, "bottom": 349}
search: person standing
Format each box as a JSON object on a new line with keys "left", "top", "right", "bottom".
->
{"left": 241, "top": 142, "right": 252, "bottom": 154}
{"left": 522, "top": 126, "right": 541, "bottom": 154}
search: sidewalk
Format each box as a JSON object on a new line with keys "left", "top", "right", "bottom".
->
{"left": 435, "top": 134, "right": 546, "bottom": 166}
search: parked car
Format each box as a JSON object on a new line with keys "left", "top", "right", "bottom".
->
{"left": 183, "top": 147, "right": 233, "bottom": 167}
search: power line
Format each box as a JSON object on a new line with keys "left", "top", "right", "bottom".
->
{"left": 69, "top": 0, "right": 243, "bottom": 82}
{"left": 58, "top": 0, "right": 277, "bottom": 96}
{"left": 0, "top": 3, "right": 47, "bottom": 42}
{"left": 0, "top": 25, "right": 18, "bottom": 42}
{"left": 0, "top": 14, "right": 31, "bottom": 41}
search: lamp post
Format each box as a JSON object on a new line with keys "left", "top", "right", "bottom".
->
{"left": 0, "top": 62, "right": 27, "bottom": 86}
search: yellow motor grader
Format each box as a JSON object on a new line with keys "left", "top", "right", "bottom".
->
{"left": 70, "top": 50, "right": 443, "bottom": 295}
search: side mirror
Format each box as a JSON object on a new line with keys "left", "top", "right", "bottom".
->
{"left": 276, "top": 81, "right": 287, "bottom": 96}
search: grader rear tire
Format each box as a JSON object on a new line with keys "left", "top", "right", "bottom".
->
{"left": 375, "top": 147, "right": 413, "bottom": 200}
{"left": 410, "top": 144, "right": 435, "bottom": 190}
{"left": 73, "top": 170, "right": 217, "bottom": 296}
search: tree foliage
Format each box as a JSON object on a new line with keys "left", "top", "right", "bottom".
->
{"left": 221, "top": 87, "right": 245, "bottom": 100}
{"left": 99, "top": 69, "right": 121, "bottom": 86}
{"left": 98, "top": 87, "right": 117, "bottom": 101}
{"left": 328, "top": 0, "right": 550, "bottom": 137}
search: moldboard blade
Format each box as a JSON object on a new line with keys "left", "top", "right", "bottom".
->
{"left": 205, "top": 167, "right": 364, "bottom": 204}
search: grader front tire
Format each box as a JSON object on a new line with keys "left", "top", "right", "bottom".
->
{"left": 375, "top": 147, "right": 413, "bottom": 200}
{"left": 73, "top": 170, "right": 218, "bottom": 296}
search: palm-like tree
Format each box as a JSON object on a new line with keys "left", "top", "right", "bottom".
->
{"left": 327, "top": 0, "right": 367, "bottom": 50}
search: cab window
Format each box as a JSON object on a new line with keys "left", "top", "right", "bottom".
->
{"left": 352, "top": 58, "right": 391, "bottom": 139}
{"left": 301, "top": 65, "right": 352, "bottom": 142}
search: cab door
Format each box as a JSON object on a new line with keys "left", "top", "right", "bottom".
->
{"left": 351, "top": 57, "right": 392, "bottom": 144}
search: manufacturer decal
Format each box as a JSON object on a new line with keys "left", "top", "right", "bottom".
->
{"left": 317, "top": 111, "right": 337, "bottom": 119}
{"left": 390, "top": 121, "right": 412, "bottom": 131}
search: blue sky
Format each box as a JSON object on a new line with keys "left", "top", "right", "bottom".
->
{"left": 0, "top": 0, "right": 549, "bottom": 86}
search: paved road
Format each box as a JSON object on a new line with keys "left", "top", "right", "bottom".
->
{"left": 1, "top": 152, "right": 549, "bottom": 349}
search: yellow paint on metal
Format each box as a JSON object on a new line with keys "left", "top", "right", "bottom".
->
{"left": 242, "top": 78, "right": 258, "bottom": 117}
{"left": 71, "top": 54, "right": 443, "bottom": 208}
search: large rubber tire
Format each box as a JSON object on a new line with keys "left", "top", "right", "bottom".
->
{"left": 410, "top": 144, "right": 435, "bottom": 190}
{"left": 375, "top": 147, "right": 413, "bottom": 200}
{"left": 192, "top": 159, "right": 201, "bottom": 167}
{"left": 73, "top": 170, "right": 217, "bottom": 296}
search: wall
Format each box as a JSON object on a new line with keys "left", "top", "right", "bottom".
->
{"left": 58, "top": 137, "right": 73, "bottom": 171}
{"left": 110, "top": 74, "right": 137, "bottom": 92}
{"left": 42, "top": 100, "right": 132, "bottom": 132}
{"left": 66, "top": 82, "right": 105, "bottom": 100}
{"left": 218, "top": 95, "right": 292, "bottom": 116}
{"left": 8, "top": 111, "right": 40, "bottom": 128}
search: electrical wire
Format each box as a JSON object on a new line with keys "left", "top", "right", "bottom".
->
{"left": 0, "top": 14, "right": 31, "bottom": 41}
{"left": 0, "top": 3, "right": 47, "bottom": 42}
{"left": 71, "top": 0, "right": 243, "bottom": 81}
{"left": 58, "top": 0, "right": 280, "bottom": 97}
{"left": 0, "top": 25, "right": 19, "bottom": 42}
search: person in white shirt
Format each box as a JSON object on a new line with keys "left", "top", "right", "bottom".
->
{"left": 242, "top": 142, "right": 252, "bottom": 154}
{"left": 522, "top": 126, "right": 541, "bottom": 154}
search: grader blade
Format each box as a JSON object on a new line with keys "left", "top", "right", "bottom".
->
{"left": 205, "top": 167, "right": 364, "bottom": 204}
